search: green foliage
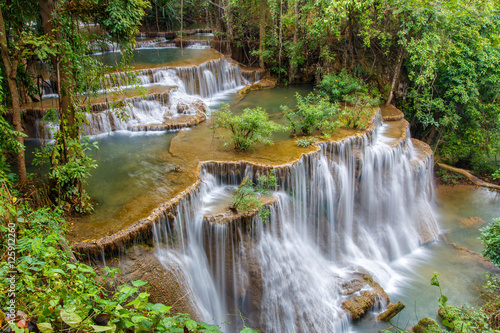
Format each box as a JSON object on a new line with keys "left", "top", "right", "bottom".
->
{"left": 295, "top": 137, "right": 318, "bottom": 148}
{"left": 493, "top": 169, "right": 500, "bottom": 180}
{"left": 33, "top": 139, "right": 98, "bottom": 214}
{"left": 438, "top": 305, "right": 494, "bottom": 333}
{"left": 317, "top": 71, "right": 379, "bottom": 129}
{"left": 0, "top": 187, "right": 258, "bottom": 333}
{"left": 436, "top": 169, "right": 463, "bottom": 184}
{"left": 231, "top": 171, "right": 277, "bottom": 220}
{"left": 101, "top": 0, "right": 150, "bottom": 43}
{"left": 318, "top": 71, "right": 366, "bottom": 103}
{"left": 282, "top": 92, "right": 341, "bottom": 135}
{"left": 212, "top": 104, "right": 284, "bottom": 151}
{"left": 430, "top": 273, "right": 448, "bottom": 309}
{"left": 342, "top": 95, "right": 377, "bottom": 130}
{"left": 480, "top": 218, "right": 500, "bottom": 266}
{"left": 401, "top": 1, "right": 500, "bottom": 171}
{"left": 0, "top": 88, "right": 25, "bottom": 186}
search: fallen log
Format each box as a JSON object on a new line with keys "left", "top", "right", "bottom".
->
{"left": 377, "top": 301, "right": 405, "bottom": 322}
{"left": 437, "top": 163, "right": 500, "bottom": 191}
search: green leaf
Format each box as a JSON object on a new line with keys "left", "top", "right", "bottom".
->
{"left": 60, "top": 309, "right": 82, "bottom": 327}
{"left": 240, "top": 326, "right": 258, "bottom": 333}
{"left": 430, "top": 273, "right": 440, "bottom": 287}
{"left": 47, "top": 268, "right": 66, "bottom": 276}
{"left": 442, "top": 319, "right": 452, "bottom": 328}
{"left": 132, "top": 280, "right": 147, "bottom": 287}
{"left": 37, "top": 323, "right": 54, "bottom": 333}
{"left": 185, "top": 319, "right": 198, "bottom": 331}
{"left": 90, "top": 324, "right": 115, "bottom": 332}
{"left": 132, "top": 315, "right": 149, "bottom": 323}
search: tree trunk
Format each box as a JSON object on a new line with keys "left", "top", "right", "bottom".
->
{"left": 0, "top": 7, "right": 27, "bottom": 183}
{"left": 259, "top": 0, "right": 265, "bottom": 68}
{"left": 180, "top": 0, "right": 183, "bottom": 56}
{"left": 278, "top": 0, "right": 283, "bottom": 81}
{"left": 39, "top": 0, "right": 78, "bottom": 164}
{"left": 437, "top": 163, "right": 500, "bottom": 191}
{"left": 289, "top": 0, "right": 299, "bottom": 82}
{"left": 225, "top": 0, "right": 233, "bottom": 41}
{"left": 155, "top": 0, "right": 160, "bottom": 32}
{"left": 386, "top": 47, "right": 405, "bottom": 106}
{"left": 377, "top": 302, "right": 405, "bottom": 322}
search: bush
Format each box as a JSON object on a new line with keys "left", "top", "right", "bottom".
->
{"left": 318, "top": 70, "right": 365, "bottom": 102}
{"left": 318, "top": 71, "right": 380, "bottom": 129}
{"left": 231, "top": 171, "right": 277, "bottom": 220}
{"left": 318, "top": 70, "right": 380, "bottom": 104}
{"left": 342, "top": 95, "right": 378, "bottom": 130}
{"left": 211, "top": 104, "right": 284, "bottom": 151}
{"left": 0, "top": 187, "right": 257, "bottom": 333}
{"left": 295, "top": 137, "right": 318, "bottom": 147}
{"left": 281, "top": 92, "right": 342, "bottom": 135}
{"left": 480, "top": 218, "right": 500, "bottom": 266}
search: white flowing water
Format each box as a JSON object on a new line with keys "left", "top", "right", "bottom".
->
{"left": 150, "top": 119, "right": 439, "bottom": 332}
{"left": 34, "top": 57, "right": 248, "bottom": 138}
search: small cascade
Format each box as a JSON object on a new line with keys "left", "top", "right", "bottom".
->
{"left": 101, "top": 58, "right": 245, "bottom": 99}
{"left": 153, "top": 173, "right": 230, "bottom": 327}
{"left": 80, "top": 91, "right": 205, "bottom": 135}
{"left": 176, "top": 58, "right": 242, "bottom": 98}
{"left": 135, "top": 37, "right": 168, "bottom": 49}
{"left": 29, "top": 56, "right": 253, "bottom": 138}
{"left": 144, "top": 119, "right": 439, "bottom": 332}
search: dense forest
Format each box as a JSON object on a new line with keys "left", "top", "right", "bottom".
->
{"left": 1, "top": 0, "right": 500, "bottom": 332}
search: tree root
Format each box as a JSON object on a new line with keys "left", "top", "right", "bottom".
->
{"left": 437, "top": 163, "right": 500, "bottom": 191}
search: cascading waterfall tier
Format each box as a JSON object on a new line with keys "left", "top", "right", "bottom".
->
{"left": 101, "top": 57, "right": 246, "bottom": 96}
{"left": 23, "top": 56, "right": 263, "bottom": 138}
{"left": 74, "top": 115, "right": 439, "bottom": 332}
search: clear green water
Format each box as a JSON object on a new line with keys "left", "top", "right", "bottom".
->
{"left": 53, "top": 84, "right": 312, "bottom": 239}
{"left": 353, "top": 186, "right": 500, "bottom": 332}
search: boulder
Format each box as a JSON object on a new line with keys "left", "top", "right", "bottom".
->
{"left": 411, "top": 317, "right": 442, "bottom": 333}
{"left": 341, "top": 274, "right": 390, "bottom": 320}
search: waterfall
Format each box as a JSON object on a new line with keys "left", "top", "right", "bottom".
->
{"left": 148, "top": 119, "right": 439, "bottom": 332}
{"left": 79, "top": 58, "right": 244, "bottom": 135}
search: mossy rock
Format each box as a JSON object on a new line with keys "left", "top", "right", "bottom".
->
{"left": 412, "top": 317, "right": 442, "bottom": 333}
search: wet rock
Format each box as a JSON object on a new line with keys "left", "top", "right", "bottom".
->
{"left": 411, "top": 317, "right": 442, "bottom": 333}
{"left": 377, "top": 301, "right": 405, "bottom": 322}
{"left": 237, "top": 78, "right": 277, "bottom": 95}
{"left": 111, "top": 246, "right": 201, "bottom": 321}
{"left": 341, "top": 274, "right": 390, "bottom": 320}
{"left": 340, "top": 279, "right": 364, "bottom": 295}
{"left": 459, "top": 216, "right": 485, "bottom": 229}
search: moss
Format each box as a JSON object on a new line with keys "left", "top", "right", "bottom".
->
{"left": 412, "top": 317, "right": 442, "bottom": 333}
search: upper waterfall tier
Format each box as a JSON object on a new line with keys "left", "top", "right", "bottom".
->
{"left": 21, "top": 57, "right": 264, "bottom": 139}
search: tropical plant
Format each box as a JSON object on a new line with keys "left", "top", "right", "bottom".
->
{"left": 231, "top": 171, "right": 277, "bottom": 220}
{"left": 480, "top": 218, "right": 500, "bottom": 266}
{"left": 33, "top": 138, "right": 99, "bottom": 214}
{"left": 0, "top": 185, "right": 256, "bottom": 333}
{"left": 212, "top": 104, "right": 284, "bottom": 151}
{"left": 295, "top": 137, "right": 318, "bottom": 148}
{"left": 282, "top": 92, "right": 341, "bottom": 135}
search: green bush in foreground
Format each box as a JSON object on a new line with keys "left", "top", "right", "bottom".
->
{"left": 0, "top": 186, "right": 257, "bottom": 333}
{"left": 480, "top": 218, "right": 500, "bottom": 266}
{"left": 211, "top": 104, "right": 284, "bottom": 151}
